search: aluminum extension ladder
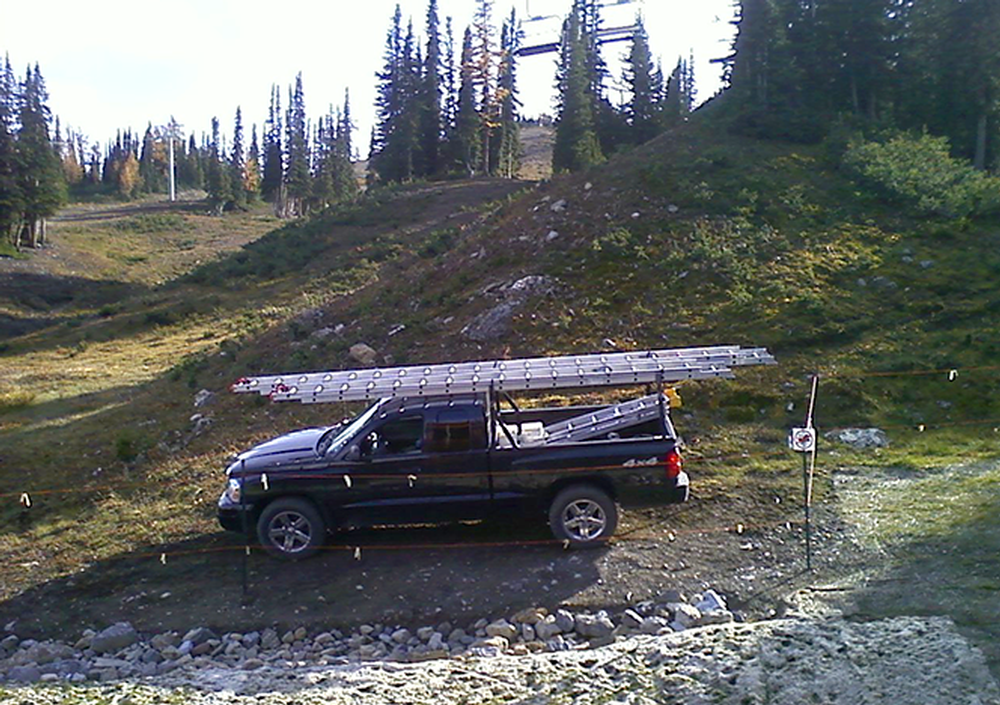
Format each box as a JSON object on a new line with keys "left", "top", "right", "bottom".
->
{"left": 231, "top": 345, "right": 776, "bottom": 404}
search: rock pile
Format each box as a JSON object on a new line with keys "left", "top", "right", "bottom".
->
{"left": 0, "top": 590, "right": 736, "bottom": 684}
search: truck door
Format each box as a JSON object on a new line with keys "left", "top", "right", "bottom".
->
{"left": 341, "top": 407, "right": 490, "bottom": 525}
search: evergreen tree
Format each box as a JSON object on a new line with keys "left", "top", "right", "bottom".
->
{"left": 205, "top": 116, "right": 231, "bottom": 214}
{"left": 495, "top": 8, "right": 522, "bottom": 178}
{"left": 418, "top": 0, "right": 443, "bottom": 177}
{"left": 138, "top": 123, "right": 160, "bottom": 193}
{"left": 284, "top": 73, "right": 311, "bottom": 215}
{"left": 0, "top": 55, "right": 23, "bottom": 244}
{"left": 229, "top": 106, "right": 247, "bottom": 209}
{"left": 553, "top": 2, "right": 604, "bottom": 172}
{"left": 451, "top": 26, "right": 481, "bottom": 175}
{"left": 471, "top": 0, "right": 498, "bottom": 174}
{"left": 442, "top": 17, "right": 458, "bottom": 143}
{"left": 371, "top": 5, "right": 416, "bottom": 183}
{"left": 179, "top": 133, "right": 203, "bottom": 190}
{"left": 334, "top": 90, "right": 359, "bottom": 198}
{"left": 245, "top": 124, "right": 261, "bottom": 202}
{"left": 623, "top": 16, "right": 660, "bottom": 144}
{"left": 17, "top": 64, "right": 66, "bottom": 246}
{"left": 262, "top": 85, "right": 283, "bottom": 202}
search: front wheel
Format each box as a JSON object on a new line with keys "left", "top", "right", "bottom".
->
{"left": 548, "top": 485, "right": 618, "bottom": 548}
{"left": 257, "top": 497, "right": 326, "bottom": 560}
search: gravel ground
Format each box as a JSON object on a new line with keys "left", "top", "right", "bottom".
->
{"left": 2, "top": 616, "right": 997, "bottom": 705}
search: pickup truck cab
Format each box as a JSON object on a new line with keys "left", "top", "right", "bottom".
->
{"left": 218, "top": 393, "right": 688, "bottom": 559}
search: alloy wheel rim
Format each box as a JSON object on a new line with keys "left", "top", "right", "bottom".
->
{"left": 561, "top": 499, "right": 606, "bottom": 541}
{"left": 268, "top": 510, "right": 312, "bottom": 553}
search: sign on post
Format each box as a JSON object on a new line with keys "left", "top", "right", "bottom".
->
{"left": 788, "top": 427, "right": 816, "bottom": 453}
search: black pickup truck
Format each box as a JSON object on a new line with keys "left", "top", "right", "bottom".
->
{"left": 218, "top": 393, "right": 688, "bottom": 559}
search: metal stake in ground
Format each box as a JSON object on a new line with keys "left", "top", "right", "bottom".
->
{"left": 788, "top": 375, "right": 820, "bottom": 571}
{"left": 239, "top": 459, "right": 250, "bottom": 598}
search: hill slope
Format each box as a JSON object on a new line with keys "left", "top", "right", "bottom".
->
{"left": 1, "top": 116, "right": 999, "bottom": 678}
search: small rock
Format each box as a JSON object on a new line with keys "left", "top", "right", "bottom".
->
{"left": 641, "top": 616, "right": 670, "bottom": 635}
{"left": 546, "top": 230, "right": 559, "bottom": 241}
{"left": 698, "top": 609, "right": 735, "bottom": 626}
{"left": 695, "top": 589, "right": 728, "bottom": 613}
{"left": 575, "top": 612, "right": 615, "bottom": 639}
{"left": 825, "top": 427, "right": 889, "bottom": 449}
{"left": 183, "top": 627, "right": 218, "bottom": 646}
{"left": 512, "top": 607, "right": 548, "bottom": 625}
{"left": 91, "top": 623, "right": 138, "bottom": 654}
{"left": 391, "top": 629, "right": 411, "bottom": 644}
{"left": 667, "top": 603, "right": 701, "bottom": 630}
{"left": 521, "top": 624, "right": 536, "bottom": 642}
{"left": 242, "top": 658, "right": 264, "bottom": 670}
{"left": 550, "top": 199, "right": 567, "bottom": 212}
{"left": 8, "top": 666, "right": 42, "bottom": 683}
{"left": 193, "top": 389, "right": 214, "bottom": 408}
{"left": 416, "top": 626, "right": 435, "bottom": 642}
{"left": 554, "top": 610, "right": 575, "bottom": 634}
{"left": 485, "top": 620, "right": 517, "bottom": 641}
{"left": 657, "top": 588, "right": 685, "bottom": 604}
{"left": 311, "top": 327, "right": 335, "bottom": 341}
{"left": 349, "top": 343, "right": 379, "bottom": 366}
{"left": 667, "top": 204, "right": 679, "bottom": 214}
{"left": 535, "top": 616, "right": 562, "bottom": 640}
{"left": 620, "top": 609, "right": 644, "bottom": 630}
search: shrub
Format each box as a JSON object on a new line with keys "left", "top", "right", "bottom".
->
{"left": 843, "top": 131, "right": 1000, "bottom": 218}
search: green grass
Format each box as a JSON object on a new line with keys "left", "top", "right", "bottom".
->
{"left": 1, "top": 117, "right": 999, "bottom": 616}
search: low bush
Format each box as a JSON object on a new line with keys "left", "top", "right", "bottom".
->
{"left": 843, "top": 131, "right": 1000, "bottom": 218}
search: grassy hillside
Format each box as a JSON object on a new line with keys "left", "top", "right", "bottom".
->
{"left": 1, "top": 115, "right": 998, "bottom": 620}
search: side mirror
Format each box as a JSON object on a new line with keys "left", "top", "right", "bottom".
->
{"left": 344, "top": 445, "right": 362, "bottom": 462}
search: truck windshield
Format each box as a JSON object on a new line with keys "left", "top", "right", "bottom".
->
{"left": 320, "top": 400, "right": 384, "bottom": 455}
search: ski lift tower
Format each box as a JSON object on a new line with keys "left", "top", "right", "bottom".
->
{"left": 517, "top": 0, "right": 644, "bottom": 58}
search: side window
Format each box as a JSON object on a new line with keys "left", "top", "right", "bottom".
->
{"left": 371, "top": 415, "right": 424, "bottom": 456}
{"left": 424, "top": 407, "right": 486, "bottom": 453}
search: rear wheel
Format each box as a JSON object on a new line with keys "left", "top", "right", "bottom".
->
{"left": 257, "top": 497, "right": 326, "bottom": 560}
{"left": 548, "top": 485, "right": 618, "bottom": 548}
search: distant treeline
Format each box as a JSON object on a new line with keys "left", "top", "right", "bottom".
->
{"left": 725, "top": 0, "right": 1000, "bottom": 168}
{"left": 3, "top": 0, "right": 998, "bottom": 249}
{"left": 369, "top": 0, "right": 697, "bottom": 181}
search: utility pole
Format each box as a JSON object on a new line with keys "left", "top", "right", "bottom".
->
{"left": 161, "top": 117, "right": 184, "bottom": 202}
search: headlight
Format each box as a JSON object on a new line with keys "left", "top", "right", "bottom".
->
{"left": 223, "top": 478, "right": 242, "bottom": 504}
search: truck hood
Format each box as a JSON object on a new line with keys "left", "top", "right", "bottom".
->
{"left": 232, "top": 427, "right": 330, "bottom": 468}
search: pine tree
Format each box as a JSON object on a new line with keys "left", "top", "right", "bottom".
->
{"left": 495, "top": 8, "right": 522, "bottom": 178}
{"left": 245, "top": 124, "right": 261, "bottom": 202}
{"left": 17, "top": 64, "right": 66, "bottom": 246}
{"left": 138, "top": 123, "right": 160, "bottom": 193}
{"left": 418, "top": 0, "right": 443, "bottom": 177}
{"left": 262, "top": 85, "right": 283, "bottom": 202}
{"left": 442, "top": 17, "right": 458, "bottom": 143}
{"left": 471, "top": 0, "right": 498, "bottom": 174}
{"left": 0, "top": 55, "right": 23, "bottom": 244}
{"left": 451, "top": 26, "right": 481, "bottom": 175}
{"left": 205, "top": 116, "right": 231, "bottom": 214}
{"left": 334, "top": 90, "right": 359, "bottom": 199}
{"left": 284, "top": 73, "right": 311, "bottom": 216}
{"left": 229, "top": 106, "right": 247, "bottom": 209}
{"left": 623, "top": 16, "right": 660, "bottom": 144}
{"left": 553, "top": 3, "right": 604, "bottom": 172}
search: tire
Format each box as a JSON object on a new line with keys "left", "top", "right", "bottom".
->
{"left": 548, "top": 485, "right": 618, "bottom": 548}
{"left": 256, "top": 497, "right": 326, "bottom": 560}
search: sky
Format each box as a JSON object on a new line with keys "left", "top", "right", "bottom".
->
{"left": 0, "top": 0, "right": 737, "bottom": 158}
